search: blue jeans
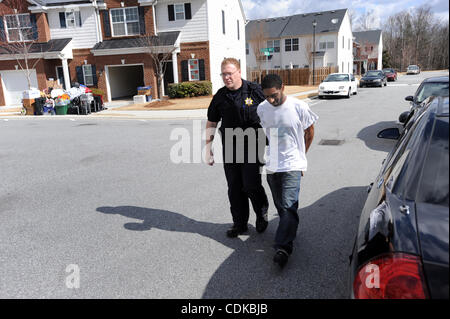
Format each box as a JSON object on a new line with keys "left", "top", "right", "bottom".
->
{"left": 267, "top": 171, "right": 302, "bottom": 254}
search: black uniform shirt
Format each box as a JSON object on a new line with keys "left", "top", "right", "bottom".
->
{"left": 207, "top": 80, "right": 266, "bottom": 163}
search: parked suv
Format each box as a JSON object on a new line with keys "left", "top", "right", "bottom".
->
{"left": 349, "top": 96, "right": 449, "bottom": 299}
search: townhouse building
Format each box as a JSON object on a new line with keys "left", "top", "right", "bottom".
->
{"left": 245, "top": 9, "right": 354, "bottom": 75}
{"left": 0, "top": 0, "right": 246, "bottom": 106}
{"left": 353, "top": 29, "right": 383, "bottom": 74}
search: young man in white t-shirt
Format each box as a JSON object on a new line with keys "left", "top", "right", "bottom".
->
{"left": 257, "top": 74, "right": 318, "bottom": 268}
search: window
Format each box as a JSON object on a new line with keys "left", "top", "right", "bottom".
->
{"left": 110, "top": 7, "right": 139, "bottom": 36}
{"left": 293, "top": 65, "right": 299, "bottom": 69}
{"left": 319, "top": 42, "right": 327, "bottom": 50}
{"left": 82, "top": 65, "right": 94, "bottom": 86}
{"left": 168, "top": 4, "right": 191, "bottom": 21}
{"left": 174, "top": 4, "right": 185, "bottom": 20}
{"left": 222, "top": 10, "right": 225, "bottom": 34}
{"left": 342, "top": 36, "right": 344, "bottom": 48}
{"left": 237, "top": 20, "right": 240, "bottom": 40}
{"left": 60, "top": 11, "right": 81, "bottom": 28}
{"left": 292, "top": 38, "right": 299, "bottom": 51}
{"left": 285, "top": 38, "right": 298, "bottom": 51}
{"left": 274, "top": 66, "right": 281, "bottom": 69}
{"left": 327, "top": 41, "right": 334, "bottom": 49}
{"left": 348, "top": 38, "right": 350, "bottom": 50}
{"left": 246, "top": 42, "right": 249, "bottom": 55}
{"left": 4, "top": 14, "right": 33, "bottom": 42}
{"left": 189, "top": 59, "right": 199, "bottom": 81}
{"left": 267, "top": 40, "right": 280, "bottom": 53}
{"left": 285, "top": 39, "right": 291, "bottom": 52}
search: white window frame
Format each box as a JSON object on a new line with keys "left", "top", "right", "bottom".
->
{"left": 292, "top": 38, "right": 299, "bottom": 51}
{"left": 285, "top": 38, "right": 291, "bottom": 52}
{"left": 4, "top": 13, "right": 33, "bottom": 43}
{"left": 83, "top": 64, "right": 94, "bottom": 86}
{"left": 110, "top": 7, "right": 140, "bottom": 37}
{"left": 319, "top": 42, "right": 327, "bottom": 50}
{"left": 267, "top": 40, "right": 280, "bottom": 53}
{"left": 188, "top": 59, "right": 200, "bottom": 81}
{"left": 174, "top": 4, "right": 185, "bottom": 20}
{"left": 327, "top": 41, "right": 334, "bottom": 49}
{"left": 64, "top": 10, "right": 81, "bottom": 28}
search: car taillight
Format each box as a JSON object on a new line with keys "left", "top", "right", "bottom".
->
{"left": 353, "top": 253, "right": 428, "bottom": 299}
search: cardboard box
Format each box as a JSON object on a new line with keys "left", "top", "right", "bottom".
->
{"left": 22, "top": 98, "right": 35, "bottom": 107}
{"left": 46, "top": 79, "right": 63, "bottom": 89}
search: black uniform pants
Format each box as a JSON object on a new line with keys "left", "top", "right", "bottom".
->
{"left": 223, "top": 163, "right": 269, "bottom": 228}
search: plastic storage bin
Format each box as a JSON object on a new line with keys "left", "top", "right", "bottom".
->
{"left": 55, "top": 103, "right": 70, "bottom": 115}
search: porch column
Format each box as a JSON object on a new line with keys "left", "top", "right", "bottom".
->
{"left": 60, "top": 57, "right": 71, "bottom": 90}
{"left": 172, "top": 51, "right": 179, "bottom": 84}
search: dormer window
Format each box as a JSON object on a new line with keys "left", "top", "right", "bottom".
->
{"left": 110, "top": 7, "right": 139, "bottom": 36}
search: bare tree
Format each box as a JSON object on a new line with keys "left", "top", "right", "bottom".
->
{"left": 138, "top": 35, "right": 178, "bottom": 100}
{"left": 247, "top": 20, "right": 267, "bottom": 83}
{"left": 382, "top": 5, "right": 448, "bottom": 71}
{"left": 354, "top": 9, "right": 378, "bottom": 31}
{"left": 0, "top": 0, "right": 50, "bottom": 89}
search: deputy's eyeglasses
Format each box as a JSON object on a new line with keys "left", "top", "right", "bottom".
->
{"left": 220, "top": 70, "right": 239, "bottom": 78}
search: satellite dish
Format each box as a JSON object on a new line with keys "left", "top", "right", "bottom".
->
{"left": 331, "top": 18, "right": 339, "bottom": 24}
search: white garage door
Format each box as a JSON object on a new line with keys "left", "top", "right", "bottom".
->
{"left": 1, "top": 70, "right": 39, "bottom": 106}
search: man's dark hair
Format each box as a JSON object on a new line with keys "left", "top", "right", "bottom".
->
{"left": 261, "top": 74, "right": 283, "bottom": 90}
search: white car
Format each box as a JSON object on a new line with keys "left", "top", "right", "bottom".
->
{"left": 406, "top": 65, "right": 420, "bottom": 75}
{"left": 318, "top": 73, "right": 358, "bottom": 99}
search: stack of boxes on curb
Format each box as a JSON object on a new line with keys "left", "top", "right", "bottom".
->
{"left": 134, "top": 86, "right": 152, "bottom": 104}
{"left": 22, "top": 88, "right": 41, "bottom": 115}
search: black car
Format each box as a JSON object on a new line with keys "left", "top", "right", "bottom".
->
{"left": 399, "top": 76, "right": 449, "bottom": 125}
{"left": 359, "top": 70, "right": 387, "bottom": 87}
{"left": 350, "top": 96, "right": 449, "bottom": 299}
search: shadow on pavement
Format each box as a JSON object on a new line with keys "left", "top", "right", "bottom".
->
{"left": 97, "top": 186, "right": 367, "bottom": 299}
{"left": 357, "top": 121, "right": 400, "bottom": 152}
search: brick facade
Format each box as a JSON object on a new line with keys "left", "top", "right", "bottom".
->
{"left": 178, "top": 41, "right": 211, "bottom": 82}
{"left": 0, "top": 1, "right": 213, "bottom": 105}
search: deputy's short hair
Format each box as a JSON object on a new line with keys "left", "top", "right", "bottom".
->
{"left": 261, "top": 74, "right": 283, "bottom": 90}
{"left": 221, "top": 58, "right": 240, "bottom": 70}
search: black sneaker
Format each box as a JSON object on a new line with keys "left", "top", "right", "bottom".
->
{"left": 226, "top": 225, "right": 248, "bottom": 238}
{"left": 256, "top": 213, "right": 268, "bottom": 233}
{"left": 273, "top": 249, "right": 289, "bottom": 268}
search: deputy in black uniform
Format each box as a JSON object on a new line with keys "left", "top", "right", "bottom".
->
{"left": 205, "top": 58, "right": 269, "bottom": 238}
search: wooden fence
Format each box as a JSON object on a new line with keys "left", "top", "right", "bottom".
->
{"left": 248, "top": 66, "right": 339, "bottom": 85}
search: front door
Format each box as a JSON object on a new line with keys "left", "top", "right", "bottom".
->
{"left": 163, "top": 62, "right": 174, "bottom": 96}
{"left": 56, "top": 66, "right": 69, "bottom": 90}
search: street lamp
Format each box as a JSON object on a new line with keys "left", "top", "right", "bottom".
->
{"left": 312, "top": 20, "right": 317, "bottom": 85}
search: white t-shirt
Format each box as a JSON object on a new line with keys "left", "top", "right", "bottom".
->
{"left": 257, "top": 96, "right": 318, "bottom": 172}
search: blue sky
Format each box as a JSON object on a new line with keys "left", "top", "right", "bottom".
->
{"left": 242, "top": 0, "right": 449, "bottom": 25}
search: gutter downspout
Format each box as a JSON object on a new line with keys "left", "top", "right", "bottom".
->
{"left": 152, "top": 1, "right": 158, "bottom": 36}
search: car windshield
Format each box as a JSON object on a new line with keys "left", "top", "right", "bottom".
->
{"left": 366, "top": 71, "right": 382, "bottom": 77}
{"left": 408, "top": 66, "right": 418, "bottom": 70}
{"left": 324, "top": 74, "right": 349, "bottom": 82}
{"left": 383, "top": 69, "right": 393, "bottom": 73}
{"left": 416, "top": 82, "right": 449, "bottom": 103}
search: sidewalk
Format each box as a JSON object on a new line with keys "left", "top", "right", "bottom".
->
{"left": 0, "top": 85, "right": 319, "bottom": 119}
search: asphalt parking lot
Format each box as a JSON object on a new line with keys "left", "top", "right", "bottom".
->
{"left": 0, "top": 70, "right": 447, "bottom": 298}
